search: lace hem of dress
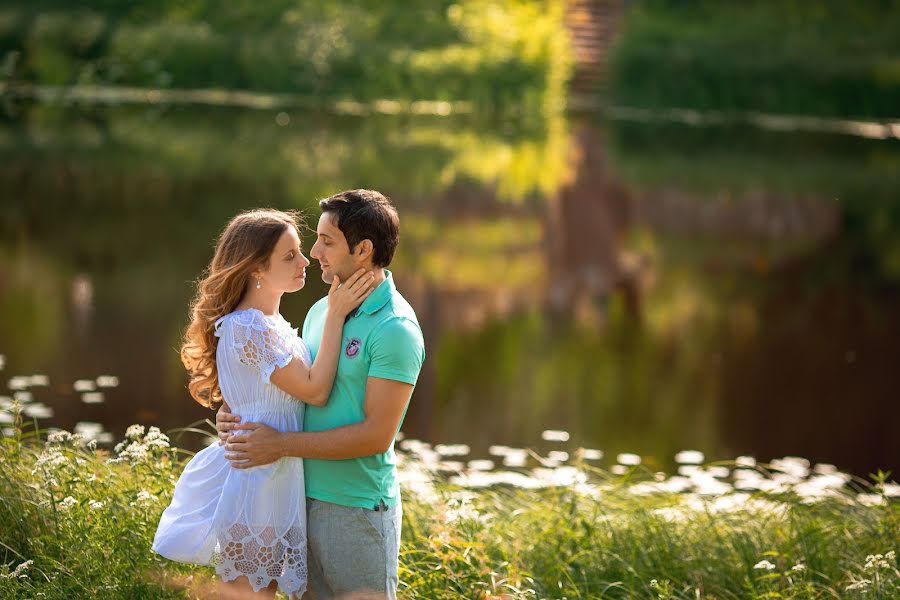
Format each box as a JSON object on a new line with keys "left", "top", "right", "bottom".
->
{"left": 212, "top": 522, "right": 307, "bottom": 594}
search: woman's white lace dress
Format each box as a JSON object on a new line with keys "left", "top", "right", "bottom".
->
{"left": 152, "top": 308, "right": 311, "bottom": 595}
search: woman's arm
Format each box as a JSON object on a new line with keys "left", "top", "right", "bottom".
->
{"left": 269, "top": 269, "right": 374, "bottom": 406}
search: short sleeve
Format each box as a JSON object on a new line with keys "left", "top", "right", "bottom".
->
{"left": 223, "top": 314, "right": 300, "bottom": 384}
{"left": 367, "top": 317, "right": 425, "bottom": 385}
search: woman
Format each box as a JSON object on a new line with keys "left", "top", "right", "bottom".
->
{"left": 152, "top": 209, "right": 375, "bottom": 597}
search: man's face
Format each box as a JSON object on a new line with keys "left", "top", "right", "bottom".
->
{"left": 310, "top": 211, "right": 362, "bottom": 283}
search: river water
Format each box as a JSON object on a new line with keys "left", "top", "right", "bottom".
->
{"left": 1, "top": 103, "right": 898, "bottom": 476}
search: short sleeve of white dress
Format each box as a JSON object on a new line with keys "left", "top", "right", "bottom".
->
{"left": 219, "top": 310, "right": 311, "bottom": 384}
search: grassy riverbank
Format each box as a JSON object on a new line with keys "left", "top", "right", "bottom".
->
{"left": 1, "top": 416, "right": 897, "bottom": 599}
{"left": 610, "top": 0, "right": 900, "bottom": 119}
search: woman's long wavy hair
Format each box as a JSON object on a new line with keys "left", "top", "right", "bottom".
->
{"left": 181, "top": 209, "right": 303, "bottom": 408}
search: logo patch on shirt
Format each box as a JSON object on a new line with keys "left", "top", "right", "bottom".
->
{"left": 344, "top": 337, "right": 362, "bottom": 358}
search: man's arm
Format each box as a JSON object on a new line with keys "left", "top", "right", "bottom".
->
{"left": 223, "top": 376, "right": 413, "bottom": 468}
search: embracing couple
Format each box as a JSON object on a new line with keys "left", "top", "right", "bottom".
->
{"left": 152, "top": 189, "right": 425, "bottom": 599}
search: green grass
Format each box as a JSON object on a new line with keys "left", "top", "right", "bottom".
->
{"left": 1, "top": 412, "right": 897, "bottom": 599}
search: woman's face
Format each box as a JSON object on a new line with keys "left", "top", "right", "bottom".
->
{"left": 256, "top": 225, "right": 310, "bottom": 293}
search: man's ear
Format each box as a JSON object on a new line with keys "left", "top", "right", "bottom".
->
{"left": 355, "top": 239, "right": 374, "bottom": 260}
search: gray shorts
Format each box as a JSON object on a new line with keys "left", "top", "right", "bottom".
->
{"left": 302, "top": 497, "right": 402, "bottom": 600}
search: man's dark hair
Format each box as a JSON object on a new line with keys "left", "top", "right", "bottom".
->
{"left": 319, "top": 189, "right": 400, "bottom": 267}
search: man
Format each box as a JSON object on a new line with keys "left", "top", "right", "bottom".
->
{"left": 216, "top": 189, "right": 425, "bottom": 599}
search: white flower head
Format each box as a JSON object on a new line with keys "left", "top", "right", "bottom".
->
{"left": 753, "top": 559, "right": 776, "bottom": 570}
{"left": 130, "top": 490, "right": 158, "bottom": 507}
{"left": 32, "top": 448, "right": 68, "bottom": 475}
{"left": 617, "top": 453, "right": 642, "bottom": 466}
{"left": 88, "top": 500, "right": 104, "bottom": 511}
{"left": 791, "top": 563, "right": 806, "bottom": 572}
{"left": 675, "top": 450, "right": 704, "bottom": 464}
{"left": 46, "top": 430, "right": 73, "bottom": 444}
{"left": 59, "top": 496, "right": 77, "bottom": 511}
{"left": 864, "top": 553, "right": 891, "bottom": 572}
{"left": 541, "top": 429, "right": 570, "bottom": 442}
{"left": 125, "top": 424, "right": 145, "bottom": 440}
{"left": 144, "top": 426, "right": 170, "bottom": 449}
{"left": 5, "top": 560, "right": 33, "bottom": 580}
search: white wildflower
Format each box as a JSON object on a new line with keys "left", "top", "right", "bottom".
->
{"left": 13, "top": 391, "right": 32, "bottom": 403}
{"left": 857, "top": 493, "right": 885, "bottom": 507}
{"left": 501, "top": 450, "right": 528, "bottom": 468}
{"left": 675, "top": 450, "right": 704, "bottom": 464}
{"left": 81, "top": 392, "right": 104, "bottom": 404}
{"left": 616, "top": 453, "right": 641, "bottom": 466}
{"left": 118, "top": 442, "right": 149, "bottom": 462}
{"left": 443, "top": 494, "right": 487, "bottom": 523}
{"left": 434, "top": 444, "right": 470, "bottom": 457}
{"left": 144, "top": 426, "right": 170, "bottom": 449}
{"left": 581, "top": 448, "right": 604, "bottom": 460}
{"left": 32, "top": 448, "right": 68, "bottom": 474}
{"left": 467, "top": 459, "right": 494, "bottom": 471}
{"left": 864, "top": 553, "right": 891, "bottom": 571}
{"left": 541, "top": 430, "right": 570, "bottom": 442}
{"left": 73, "top": 379, "right": 96, "bottom": 392}
{"left": 73, "top": 422, "right": 102, "bottom": 440}
{"left": 29, "top": 375, "right": 49, "bottom": 386}
{"left": 5, "top": 560, "right": 33, "bottom": 579}
{"left": 7, "top": 376, "right": 29, "bottom": 390}
{"left": 533, "top": 466, "right": 587, "bottom": 487}
{"left": 130, "top": 490, "right": 157, "bottom": 507}
{"left": 791, "top": 563, "right": 806, "bottom": 572}
{"left": 46, "top": 430, "right": 73, "bottom": 444}
{"left": 754, "top": 560, "right": 776, "bottom": 570}
{"left": 88, "top": 500, "right": 104, "bottom": 510}
{"left": 125, "top": 424, "right": 145, "bottom": 439}
{"left": 22, "top": 403, "right": 53, "bottom": 419}
{"left": 96, "top": 375, "right": 119, "bottom": 388}
{"left": 488, "top": 445, "right": 513, "bottom": 456}
{"left": 813, "top": 463, "right": 838, "bottom": 475}
{"left": 59, "top": 496, "right": 77, "bottom": 511}
{"left": 735, "top": 456, "right": 757, "bottom": 468}
{"left": 770, "top": 456, "right": 810, "bottom": 480}
{"left": 547, "top": 451, "right": 569, "bottom": 462}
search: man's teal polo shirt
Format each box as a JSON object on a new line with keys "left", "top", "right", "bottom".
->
{"left": 301, "top": 270, "right": 425, "bottom": 508}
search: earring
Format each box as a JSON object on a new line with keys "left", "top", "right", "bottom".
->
{"left": 256, "top": 279, "right": 261, "bottom": 289}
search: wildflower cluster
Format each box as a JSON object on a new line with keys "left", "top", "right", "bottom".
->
{"left": 111, "top": 425, "right": 170, "bottom": 463}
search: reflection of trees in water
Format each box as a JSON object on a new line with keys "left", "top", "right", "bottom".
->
{"left": 0, "top": 102, "right": 570, "bottom": 446}
{"left": 399, "top": 120, "right": 900, "bottom": 474}
{"left": 3, "top": 103, "right": 898, "bottom": 472}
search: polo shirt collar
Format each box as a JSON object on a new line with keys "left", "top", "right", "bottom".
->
{"left": 357, "top": 269, "right": 395, "bottom": 315}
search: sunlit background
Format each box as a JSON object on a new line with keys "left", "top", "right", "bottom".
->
{"left": 2, "top": 1, "right": 898, "bottom": 478}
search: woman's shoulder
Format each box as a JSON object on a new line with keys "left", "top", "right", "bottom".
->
{"left": 215, "top": 308, "right": 298, "bottom": 338}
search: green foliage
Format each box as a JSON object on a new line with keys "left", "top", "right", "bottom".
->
{"left": 1, "top": 420, "right": 898, "bottom": 599}
{"left": 610, "top": 0, "right": 900, "bottom": 119}
{"left": 1, "top": 1, "right": 571, "bottom": 115}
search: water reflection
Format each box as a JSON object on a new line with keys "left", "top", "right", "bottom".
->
{"left": 1, "top": 103, "right": 898, "bottom": 477}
